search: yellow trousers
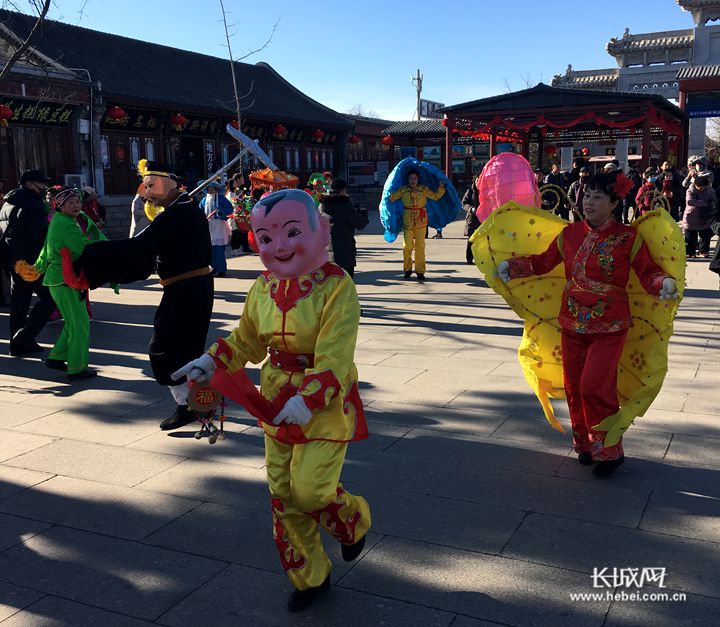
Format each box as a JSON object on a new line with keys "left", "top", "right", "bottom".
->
{"left": 403, "top": 225, "right": 426, "bottom": 273}
{"left": 265, "top": 435, "right": 371, "bottom": 590}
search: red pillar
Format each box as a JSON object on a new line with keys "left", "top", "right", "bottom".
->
{"left": 444, "top": 114, "right": 454, "bottom": 176}
{"left": 640, "top": 109, "right": 651, "bottom": 171}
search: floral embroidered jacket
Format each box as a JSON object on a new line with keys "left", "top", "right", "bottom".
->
{"left": 208, "top": 262, "right": 367, "bottom": 443}
{"left": 507, "top": 218, "right": 669, "bottom": 334}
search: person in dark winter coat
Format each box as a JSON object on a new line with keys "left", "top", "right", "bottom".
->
{"left": 462, "top": 177, "right": 480, "bottom": 264}
{"left": 318, "top": 178, "right": 368, "bottom": 277}
{"left": 682, "top": 174, "right": 717, "bottom": 258}
{"left": 655, "top": 161, "right": 683, "bottom": 221}
{"left": 0, "top": 170, "right": 56, "bottom": 356}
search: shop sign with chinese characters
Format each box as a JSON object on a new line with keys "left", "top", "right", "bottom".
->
{"left": 0, "top": 97, "right": 77, "bottom": 126}
{"left": 101, "top": 107, "right": 161, "bottom": 133}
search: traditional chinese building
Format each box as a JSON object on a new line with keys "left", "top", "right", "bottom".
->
{"left": 552, "top": 0, "right": 720, "bottom": 159}
{"left": 0, "top": 9, "right": 350, "bottom": 236}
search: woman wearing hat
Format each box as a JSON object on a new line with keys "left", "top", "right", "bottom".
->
{"left": 199, "top": 179, "right": 233, "bottom": 277}
{"left": 32, "top": 187, "right": 107, "bottom": 379}
{"left": 682, "top": 173, "right": 717, "bottom": 258}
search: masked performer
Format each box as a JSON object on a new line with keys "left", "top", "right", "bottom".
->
{"left": 474, "top": 170, "right": 683, "bottom": 476}
{"left": 17, "top": 187, "right": 107, "bottom": 379}
{"left": 68, "top": 161, "right": 213, "bottom": 430}
{"left": 173, "top": 189, "right": 370, "bottom": 612}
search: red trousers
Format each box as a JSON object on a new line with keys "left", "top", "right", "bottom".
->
{"left": 561, "top": 329, "right": 626, "bottom": 461}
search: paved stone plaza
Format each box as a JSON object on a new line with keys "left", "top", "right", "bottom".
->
{"left": 0, "top": 215, "right": 718, "bottom": 626}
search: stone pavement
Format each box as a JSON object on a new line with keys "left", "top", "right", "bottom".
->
{"left": 0, "top": 214, "right": 718, "bottom": 626}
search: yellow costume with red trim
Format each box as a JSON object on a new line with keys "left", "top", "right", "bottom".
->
{"left": 389, "top": 184, "right": 445, "bottom": 273}
{"left": 471, "top": 202, "right": 685, "bottom": 452}
{"left": 208, "top": 262, "right": 370, "bottom": 590}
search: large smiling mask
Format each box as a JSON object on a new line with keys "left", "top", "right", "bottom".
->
{"left": 251, "top": 189, "right": 331, "bottom": 279}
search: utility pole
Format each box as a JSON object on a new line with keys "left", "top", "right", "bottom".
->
{"left": 412, "top": 69, "right": 423, "bottom": 120}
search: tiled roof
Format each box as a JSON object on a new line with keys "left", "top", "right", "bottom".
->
{"left": 606, "top": 30, "right": 694, "bottom": 55}
{"left": 440, "top": 83, "right": 686, "bottom": 119}
{"left": 0, "top": 9, "right": 350, "bottom": 127}
{"left": 553, "top": 71, "right": 618, "bottom": 88}
{"left": 678, "top": 1, "right": 720, "bottom": 7}
{"left": 677, "top": 64, "right": 720, "bottom": 79}
{"left": 382, "top": 120, "right": 445, "bottom": 136}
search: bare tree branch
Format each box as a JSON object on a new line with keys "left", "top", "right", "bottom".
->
{"left": 346, "top": 104, "right": 379, "bottom": 118}
{"left": 0, "top": 0, "right": 51, "bottom": 81}
{"left": 219, "top": 0, "right": 243, "bottom": 126}
{"left": 235, "top": 18, "right": 279, "bottom": 61}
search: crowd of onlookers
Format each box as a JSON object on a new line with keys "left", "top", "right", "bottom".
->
{"left": 511, "top": 155, "right": 717, "bottom": 260}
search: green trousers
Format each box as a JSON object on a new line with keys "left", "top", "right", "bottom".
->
{"left": 48, "top": 284, "right": 89, "bottom": 374}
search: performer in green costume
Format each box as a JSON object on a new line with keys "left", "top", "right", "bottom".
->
{"left": 33, "top": 188, "right": 107, "bottom": 379}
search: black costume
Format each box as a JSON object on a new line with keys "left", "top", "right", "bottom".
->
{"left": 75, "top": 191, "right": 213, "bottom": 386}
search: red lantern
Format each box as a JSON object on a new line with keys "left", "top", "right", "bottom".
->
{"left": 581, "top": 146, "right": 589, "bottom": 156}
{"left": 170, "top": 113, "right": 188, "bottom": 132}
{"left": 441, "top": 118, "right": 448, "bottom": 127}
{"left": 273, "top": 124, "right": 287, "bottom": 138}
{"left": 544, "top": 146, "right": 557, "bottom": 156}
{"left": 106, "top": 106, "right": 126, "bottom": 121}
{"left": 311, "top": 129, "right": 325, "bottom": 142}
{"left": 230, "top": 119, "right": 240, "bottom": 129}
{"left": 0, "top": 104, "right": 13, "bottom": 127}
{"left": 381, "top": 135, "right": 394, "bottom": 146}
{"left": 349, "top": 134, "right": 361, "bottom": 145}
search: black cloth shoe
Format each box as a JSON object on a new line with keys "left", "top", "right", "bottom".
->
{"left": 341, "top": 535, "right": 366, "bottom": 562}
{"left": 159, "top": 404, "right": 197, "bottom": 431}
{"left": 593, "top": 456, "right": 625, "bottom": 477}
{"left": 68, "top": 368, "right": 97, "bottom": 381}
{"left": 287, "top": 575, "right": 330, "bottom": 612}
{"left": 9, "top": 339, "right": 44, "bottom": 357}
{"left": 403, "top": 271, "right": 412, "bottom": 279}
{"left": 577, "top": 452, "right": 593, "bottom": 465}
{"left": 45, "top": 358, "right": 67, "bottom": 372}
{"left": 416, "top": 273, "right": 426, "bottom": 281}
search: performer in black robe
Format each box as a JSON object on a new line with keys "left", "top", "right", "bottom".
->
{"left": 71, "top": 161, "right": 213, "bottom": 429}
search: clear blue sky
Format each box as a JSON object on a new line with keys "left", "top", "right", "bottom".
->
{"left": 40, "top": 0, "right": 693, "bottom": 120}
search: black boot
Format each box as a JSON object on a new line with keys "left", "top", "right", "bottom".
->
{"left": 9, "top": 338, "right": 43, "bottom": 357}
{"left": 416, "top": 273, "right": 426, "bottom": 281}
{"left": 287, "top": 575, "right": 330, "bottom": 612}
{"left": 577, "top": 452, "right": 593, "bottom": 465}
{"left": 341, "top": 535, "right": 366, "bottom": 562}
{"left": 68, "top": 368, "right": 97, "bottom": 381}
{"left": 159, "top": 404, "right": 196, "bottom": 431}
{"left": 403, "top": 271, "right": 412, "bottom": 279}
{"left": 593, "top": 456, "right": 625, "bottom": 477}
{"left": 45, "top": 358, "right": 67, "bottom": 372}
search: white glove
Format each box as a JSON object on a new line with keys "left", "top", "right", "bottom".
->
{"left": 272, "top": 394, "right": 313, "bottom": 426}
{"left": 170, "top": 353, "right": 216, "bottom": 384}
{"left": 659, "top": 277, "right": 679, "bottom": 300}
{"left": 496, "top": 260, "right": 511, "bottom": 283}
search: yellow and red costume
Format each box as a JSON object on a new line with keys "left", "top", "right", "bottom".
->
{"left": 388, "top": 184, "right": 445, "bottom": 274}
{"left": 208, "top": 262, "right": 370, "bottom": 590}
{"left": 472, "top": 203, "right": 684, "bottom": 461}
